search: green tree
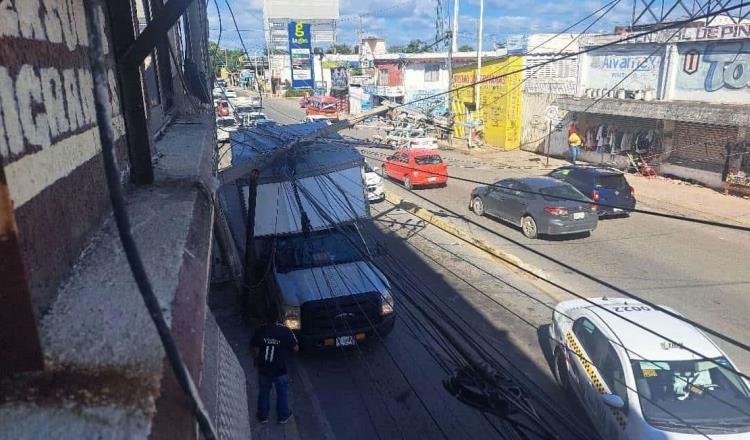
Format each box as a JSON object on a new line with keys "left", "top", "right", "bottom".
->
{"left": 326, "top": 43, "right": 353, "bottom": 54}
{"left": 387, "top": 39, "right": 434, "bottom": 54}
{"left": 458, "top": 45, "right": 474, "bottom": 52}
{"left": 208, "top": 41, "right": 245, "bottom": 75}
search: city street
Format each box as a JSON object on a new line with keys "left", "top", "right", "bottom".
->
{"left": 207, "top": 95, "right": 750, "bottom": 439}
{"left": 261, "top": 95, "right": 750, "bottom": 372}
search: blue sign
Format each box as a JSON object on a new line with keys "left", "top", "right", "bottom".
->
{"left": 288, "top": 21, "right": 314, "bottom": 89}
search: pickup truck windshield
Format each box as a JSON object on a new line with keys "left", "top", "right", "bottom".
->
{"left": 633, "top": 357, "right": 750, "bottom": 432}
{"left": 275, "top": 229, "right": 363, "bottom": 272}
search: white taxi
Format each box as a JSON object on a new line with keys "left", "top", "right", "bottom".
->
{"left": 549, "top": 297, "right": 750, "bottom": 439}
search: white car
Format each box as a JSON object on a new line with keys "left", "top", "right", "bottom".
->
{"left": 409, "top": 137, "right": 439, "bottom": 150}
{"left": 363, "top": 160, "right": 384, "bottom": 202}
{"left": 549, "top": 297, "right": 750, "bottom": 439}
{"left": 216, "top": 116, "right": 237, "bottom": 143}
{"left": 304, "top": 115, "right": 333, "bottom": 125}
{"left": 212, "top": 87, "right": 237, "bottom": 99}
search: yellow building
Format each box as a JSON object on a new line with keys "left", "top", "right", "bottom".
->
{"left": 452, "top": 56, "right": 523, "bottom": 150}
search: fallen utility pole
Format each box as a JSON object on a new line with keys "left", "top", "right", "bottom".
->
{"left": 218, "top": 104, "right": 392, "bottom": 185}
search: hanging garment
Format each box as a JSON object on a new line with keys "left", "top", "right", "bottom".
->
{"left": 596, "top": 125, "right": 605, "bottom": 151}
{"left": 614, "top": 131, "right": 625, "bottom": 153}
{"left": 620, "top": 132, "right": 631, "bottom": 151}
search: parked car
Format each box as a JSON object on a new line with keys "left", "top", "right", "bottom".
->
{"left": 216, "top": 116, "right": 237, "bottom": 143}
{"left": 548, "top": 165, "right": 636, "bottom": 216}
{"left": 469, "top": 176, "right": 598, "bottom": 239}
{"left": 223, "top": 88, "right": 237, "bottom": 98}
{"left": 381, "top": 148, "right": 448, "bottom": 189}
{"left": 305, "top": 115, "right": 333, "bottom": 125}
{"left": 363, "top": 160, "right": 385, "bottom": 202}
{"left": 240, "top": 111, "right": 267, "bottom": 127}
{"left": 409, "top": 137, "right": 439, "bottom": 150}
{"left": 549, "top": 297, "right": 750, "bottom": 439}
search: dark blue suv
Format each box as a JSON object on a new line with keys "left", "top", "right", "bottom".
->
{"left": 547, "top": 166, "right": 636, "bottom": 216}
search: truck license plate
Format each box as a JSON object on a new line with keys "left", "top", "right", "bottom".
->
{"left": 427, "top": 176, "right": 437, "bottom": 182}
{"left": 573, "top": 212, "right": 585, "bottom": 220}
{"left": 336, "top": 336, "right": 356, "bottom": 347}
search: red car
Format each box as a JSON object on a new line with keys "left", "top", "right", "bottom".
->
{"left": 381, "top": 149, "right": 448, "bottom": 189}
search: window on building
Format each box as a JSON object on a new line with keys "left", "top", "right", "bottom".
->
{"left": 424, "top": 64, "right": 440, "bottom": 82}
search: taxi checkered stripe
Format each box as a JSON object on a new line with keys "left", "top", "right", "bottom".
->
{"left": 566, "top": 331, "right": 627, "bottom": 430}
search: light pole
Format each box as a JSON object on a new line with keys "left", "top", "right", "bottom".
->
{"left": 475, "top": 0, "right": 484, "bottom": 111}
{"left": 451, "top": 0, "right": 460, "bottom": 53}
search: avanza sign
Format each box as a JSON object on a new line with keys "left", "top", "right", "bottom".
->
{"left": 626, "top": 23, "right": 750, "bottom": 44}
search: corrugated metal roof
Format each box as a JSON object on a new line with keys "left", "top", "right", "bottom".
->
{"left": 251, "top": 166, "right": 367, "bottom": 237}
{"left": 220, "top": 122, "right": 368, "bottom": 245}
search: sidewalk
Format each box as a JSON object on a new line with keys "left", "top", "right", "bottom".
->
{"left": 442, "top": 140, "right": 750, "bottom": 227}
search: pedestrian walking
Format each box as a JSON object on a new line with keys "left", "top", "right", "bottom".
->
{"left": 568, "top": 130, "right": 582, "bottom": 164}
{"left": 251, "top": 310, "right": 299, "bottom": 424}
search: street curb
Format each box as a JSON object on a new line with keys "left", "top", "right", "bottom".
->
{"left": 383, "top": 191, "right": 551, "bottom": 282}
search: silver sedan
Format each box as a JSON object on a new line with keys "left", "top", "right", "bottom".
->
{"left": 469, "top": 176, "right": 598, "bottom": 239}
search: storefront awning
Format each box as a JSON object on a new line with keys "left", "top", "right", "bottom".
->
{"left": 555, "top": 96, "right": 750, "bottom": 127}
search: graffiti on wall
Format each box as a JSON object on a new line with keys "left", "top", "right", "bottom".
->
{"left": 451, "top": 57, "right": 523, "bottom": 149}
{"left": 675, "top": 41, "right": 750, "bottom": 104}
{"left": 585, "top": 49, "right": 663, "bottom": 92}
{"left": 523, "top": 81, "right": 577, "bottom": 95}
{"left": 0, "top": 3, "right": 125, "bottom": 207}
{"left": 406, "top": 89, "right": 447, "bottom": 116}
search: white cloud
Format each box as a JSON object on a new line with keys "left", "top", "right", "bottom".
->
{"left": 209, "top": 0, "right": 634, "bottom": 49}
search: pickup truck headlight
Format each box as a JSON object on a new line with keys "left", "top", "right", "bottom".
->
{"left": 284, "top": 306, "right": 301, "bottom": 330}
{"left": 381, "top": 295, "right": 395, "bottom": 315}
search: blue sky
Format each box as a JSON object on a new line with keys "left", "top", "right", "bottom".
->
{"left": 208, "top": 0, "right": 634, "bottom": 51}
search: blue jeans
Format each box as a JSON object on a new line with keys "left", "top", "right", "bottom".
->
{"left": 569, "top": 146, "right": 580, "bottom": 164}
{"left": 257, "top": 374, "right": 290, "bottom": 420}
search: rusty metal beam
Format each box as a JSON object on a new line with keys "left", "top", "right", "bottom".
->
{"left": 105, "top": 0, "right": 154, "bottom": 184}
{"left": 0, "top": 164, "right": 44, "bottom": 375}
{"left": 119, "top": 0, "right": 196, "bottom": 69}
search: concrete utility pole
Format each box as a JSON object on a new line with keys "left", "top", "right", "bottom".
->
{"left": 451, "top": 0, "right": 459, "bottom": 53}
{"left": 475, "top": 0, "right": 484, "bottom": 110}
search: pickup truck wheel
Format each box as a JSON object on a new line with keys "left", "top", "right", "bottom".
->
{"left": 403, "top": 176, "right": 413, "bottom": 190}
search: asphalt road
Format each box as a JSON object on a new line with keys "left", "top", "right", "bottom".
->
{"left": 216, "top": 93, "right": 750, "bottom": 439}
{"left": 261, "top": 96, "right": 750, "bottom": 367}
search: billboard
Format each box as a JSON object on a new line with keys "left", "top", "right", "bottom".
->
{"left": 330, "top": 66, "right": 348, "bottom": 90}
{"left": 288, "top": 21, "right": 314, "bottom": 89}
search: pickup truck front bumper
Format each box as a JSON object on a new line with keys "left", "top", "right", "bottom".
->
{"left": 298, "top": 314, "right": 396, "bottom": 350}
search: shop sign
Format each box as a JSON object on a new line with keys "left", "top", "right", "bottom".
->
{"left": 674, "top": 41, "right": 750, "bottom": 104}
{"left": 627, "top": 23, "right": 750, "bottom": 44}
{"left": 288, "top": 21, "right": 314, "bottom": 89}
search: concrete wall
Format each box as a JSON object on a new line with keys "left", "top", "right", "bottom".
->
{"left": 452, "top": 57, "right": 524, "bottom": 149}
{"left": 579, "top": 45, "right": 665, "bottom": 95}
{"left": 0, "top": 1, "right": 127, "bottom": 313}
{"left": 403, "top": 62, "right": 448, "bottom": 116}
{"left": 669, "top": 40, "right": 750, "bottom": 105}
{"left": 520, "top": 92, "right": 564, "bottom": 153}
